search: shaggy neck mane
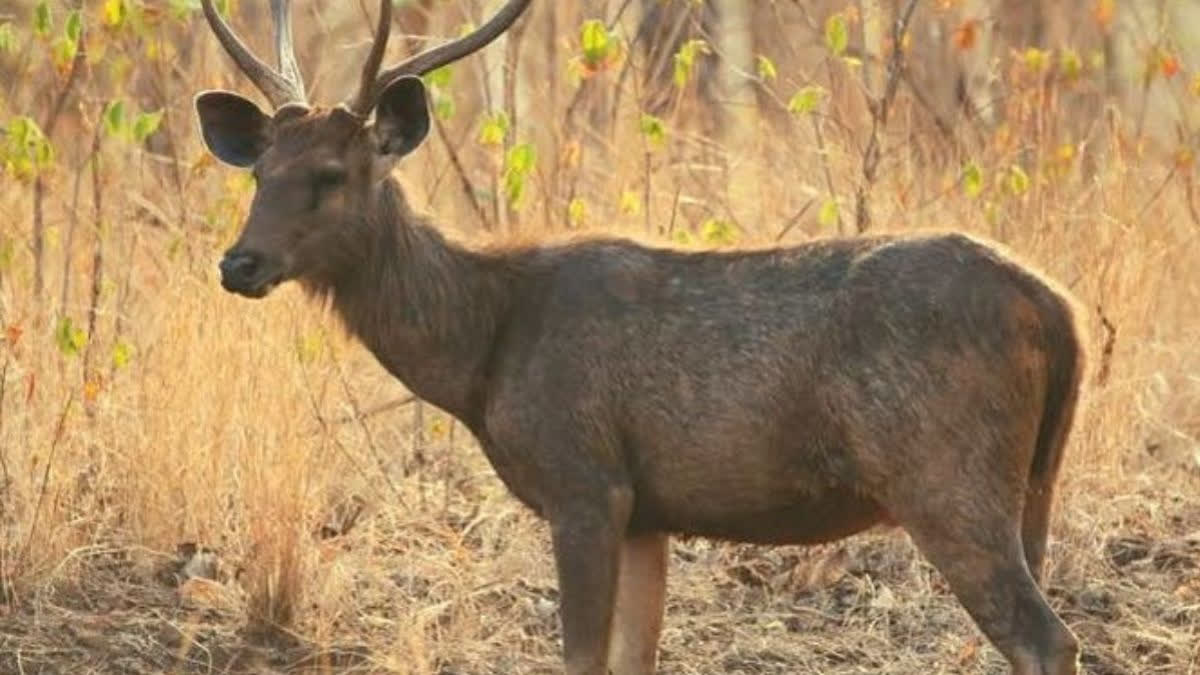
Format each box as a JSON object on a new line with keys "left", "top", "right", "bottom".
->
{"left": 306, "top": 177, "right": 514, "bottom": 424}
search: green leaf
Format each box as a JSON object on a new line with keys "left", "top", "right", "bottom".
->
{"left": 433, "top": 96, "right": 455, "bottom": 121}
{"left": 672, "top": 39, "right": 709, "bottom": 88}
{"left": 787, "top": 85, "right": 826, "bottom": 115}
{"left": 0, "top": 23, "right": 15, "bottom": 53}
{"left": 131, "top": 109, "right": 164, "bottom": 143}
{"left": 477, "top": 111, "right": 509, "bottom": 147}
{"left": 818, "top": 198, "right": 840, "bottom": 228}
{"left": 4, "top": 116, "right": 54, "bottom": 178}
{"left": 167, "top": 0, "right": 199, "bottom": 20}
{"left": 506, "top": 142, "right": 536, "bottom": 174}
{"left": 580, "top": 19, "right": 611, "bottom": 67}
{"left": 103, "top": 100, "right": 126, "bottom": 138}
{"left": 567, "top": 197, "right": 587, "bottom": 227}
{"left": 824, "top": 12, "right": 848, "bottom": 57}
{"left": 54, "top": 316, "right": 87, "bottom": 357}
{"left": 962, "top": 161, "right": 983, "bottom": 198}
{"left": 33, "top": 0, "right": 52, "bottom": 39}
{"left": 65, "top": 9, "right": 82, "bottom": 42}
{"left": 52, "top": 36, "right": 77, "bottom": 69}
{"left": 111, "top": 340, "right": 133, "bottom": 369}
{"left": 755, "top": 55, "right": 777, "bottom": 82}
{"left": 423, "top": 64, "right": 453, "bottom": 89}
{"left": 619, "top": 189, "right": 641, "bottom": 216}
{"left": 103, "top": 0, "right": 127, "bottom": 28}
{"left": 639, "top": 113, "right": 666, "bottom": 148}
{"left": 1007, "top": 165, "right": 1030, "bottom": 196}
{"left": 502, "top": 142, "right": 536, "bottom": 207}
{"left": 699, "top": 218, "right": 739, "bottom": 246}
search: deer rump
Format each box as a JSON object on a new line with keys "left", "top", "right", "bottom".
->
{"left": 476, "top": 231, "right": 1078, "bottom": 546}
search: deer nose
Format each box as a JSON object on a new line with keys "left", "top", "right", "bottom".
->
{"left": 219, "top": 251, "right": 261, "bottom": 288}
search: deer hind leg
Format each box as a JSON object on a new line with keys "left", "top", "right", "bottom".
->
{"left": 608, "top": 532, "right": 669, "bottom": 675}
{"left": 886, "top": 474, "right": 1080, "bottom": 674}
{"left": 1020, "top": 481, "right": 1057, "bottom": 585}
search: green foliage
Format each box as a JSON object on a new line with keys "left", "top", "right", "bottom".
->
{"left": 423, "top": 66, "right": 456, "bottom": 121}
{"left": 699, "top": 218, "right": 738, "bottom": 246}
{"left": 104, "top": 99, "right": 126, "bottom": 136}
{"left": 33, "top": 0, "right": 51, "bottom": 39}
{"left": 787, "top": 86, "right": 826, "bottom": 116}
{"left": 478, "top": 111, "right": 509, "bottom": 147}
{"left": 2, "top": 116, "right": 55, "bottom": 180}
{"left": 1006, "top": 164, "right": 1031, "bottom": 196}
{"left": 639, "top": 113, "right": 667, "bottom": 148}
{"left": 755, "top": 55, "right": 777, "bottom": 82}
{"left": 102, "top": 0, "right": 126, "bottom": 28}
{"left": 619, "top": 189, "right": 641, "bottom": 216}
{"left": 65, "top": 9, "right": 82, "bottom": 42}
{"left": 54, "top": 316, "right": 87, "bottom": 357}
{"left": 502, "top": 142, "right": 536, "bottom": 208}
{"left": 424, "top": 66, "right": 452, "bottom": 89}
{"left": 672, "top": 39, "right": 709, "bottom": 88}
{"left": 131, "top": 110, "right": 164, "bottom": 143}
{"left": 1060, "top": 48, "right": 1083, "bottom": 81}
{"left": 579, "top": 19, "right": 615, "bottom": 70}
{"left": 167, "top": 0, "right": 200, "bottom": 20}
{"left": 962, "top": 161, "right": 983, "bottom": 198}
{"left": 111, "top": 340, "right": 134, "bottom": 370}
{"left": 102, "top": 100, "right": 164, "bottom": 143}
{"left": 52, "top": 10, "right": 82, "bottom": 71}
{"left": 824, "top": 12, "right": 848, "bottom": 57}
{"left": 0, "top": 23, "right": 15, "bottom": 53}
{"left": 567, "top": 197, "right": 587, "bottom": 227}
{"left": 818, "top": 198, "right": 840, "bottom": 228}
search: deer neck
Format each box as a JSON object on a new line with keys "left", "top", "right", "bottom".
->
{"left": 323, "top": 180, "right": 510, "bottom": 423}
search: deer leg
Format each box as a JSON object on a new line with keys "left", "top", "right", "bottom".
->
{"left": 889, "top": 493, "right": 1080, "bottom": 675}
{"left": 608, "top": 532, "right": 669, "bottom": 675}
{"left": 548, "top": 484, "right": 634, "bottom": 675}
{"left": 1020, "top": 482, "right": 1056, "bottom": 585}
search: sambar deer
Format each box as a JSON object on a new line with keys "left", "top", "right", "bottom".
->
{"left": 193, "top": 1, "right": 1087, "bottom": 673}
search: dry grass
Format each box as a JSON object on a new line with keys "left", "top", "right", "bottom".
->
{"left": 1, "top": 1, "right": 1199, "bottom": 674}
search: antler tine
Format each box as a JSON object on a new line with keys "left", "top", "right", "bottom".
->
{"left": 270, "top": 0, "right": 306, "bottom": 102}
{"left": 200, "top": 0, "right": 304, "bottom": 109}
{"left": 370, "top": 0, "right": 532, "bottom": 102}
{"left": 348, "top": 0, "right": 394, "bottom": 116}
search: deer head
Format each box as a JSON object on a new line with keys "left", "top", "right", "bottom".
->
{"left": 195, "top": 0, "right": 531, "bottom": 298}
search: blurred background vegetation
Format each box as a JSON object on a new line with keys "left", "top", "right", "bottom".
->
{"left": 0, "top": 1, "right": 1197, "bottom": 673}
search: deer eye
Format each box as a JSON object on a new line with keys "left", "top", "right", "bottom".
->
{"left": 308, "top": 165, "right": 346, "bottom": 210}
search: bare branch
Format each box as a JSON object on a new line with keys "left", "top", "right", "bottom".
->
{"left": 854, "top": 0, "right": 920, "bottom": 233}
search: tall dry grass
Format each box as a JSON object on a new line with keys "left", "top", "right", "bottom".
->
{"left": 0, "top": 1, "right": 1198, "bottom": 673}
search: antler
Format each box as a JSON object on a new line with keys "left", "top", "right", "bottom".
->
{"left": 200, "top": 0, "right": 306, "bottom": 108}
{"left": 347, "top": 0, "right": 533, "bottom": 116}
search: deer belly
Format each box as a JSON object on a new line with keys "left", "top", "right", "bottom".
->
{"left": 632, "top": 484, "right": 887, "bottom": 546}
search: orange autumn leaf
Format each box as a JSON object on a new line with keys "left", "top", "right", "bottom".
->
{"left": 1160, "top": 54, "right": 1181, "bottom": 78}
{"left": 84, "top": 376, "right": 104, "bottom": 404}
{"left": 1093, "top": 0, "right": 1115, "bottom": 30}
{"left": 953, "top": 20, "right": 978, "bottom": 51}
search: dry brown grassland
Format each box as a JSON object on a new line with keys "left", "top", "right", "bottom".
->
{"left": 0, "top": 1, "right": 1198, "bottom": 673}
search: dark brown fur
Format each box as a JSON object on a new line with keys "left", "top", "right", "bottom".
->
{"left": 195, "top": 7, "right": 1088, "bottom": 671}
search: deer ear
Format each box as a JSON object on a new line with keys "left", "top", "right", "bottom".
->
{"left": 194, "top": 90, "right": 271, "bottom": 168}
{"left": 373, "top": 76, "right": 431, "bottom": 159}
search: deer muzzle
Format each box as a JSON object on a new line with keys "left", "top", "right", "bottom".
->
{"left": 219, "top": 249, "right": 283, "bottom": 298}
